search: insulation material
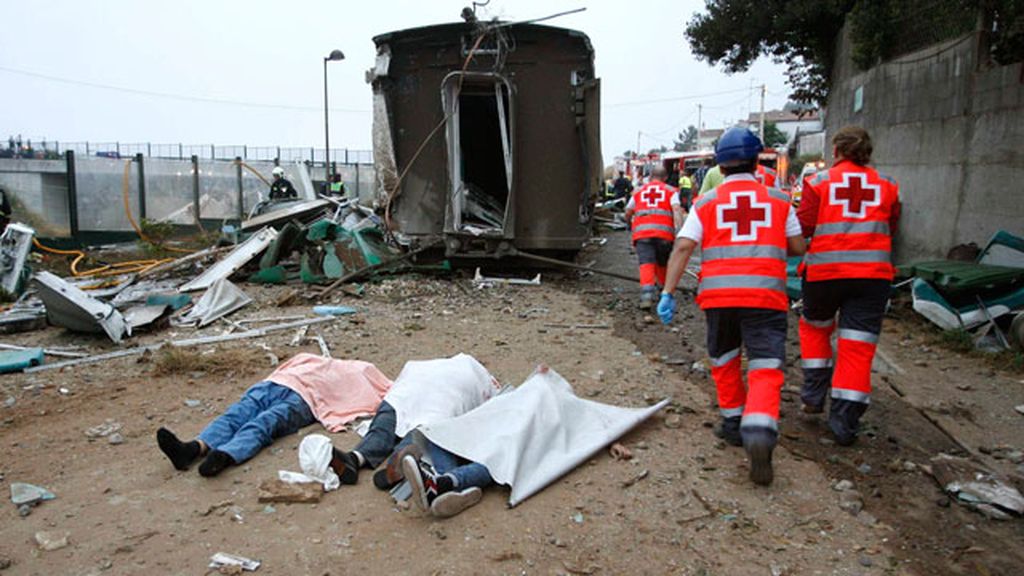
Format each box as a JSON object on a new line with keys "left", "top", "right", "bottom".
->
{"left": 419, "top": 366, "right": 669, "bottom": 506}
{"left": 371, "top": 89, "right": 399, "bottom": 208}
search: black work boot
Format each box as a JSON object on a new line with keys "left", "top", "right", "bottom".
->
{"left": 741, "top": 426, "right": 777, "bottom": 486}
{"left": 828, "top": 398, "right": 868, "bottom": 447}
{"left": 713, "top": 416, "right": 742, "bottom": 447}
{"left": 800, "top": 370, "right": 831, "bottom": 414}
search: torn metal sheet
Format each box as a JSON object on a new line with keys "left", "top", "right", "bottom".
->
{"left": 240, "top": 199, "right": 332, "bottom": 233}
{"left": 32, "top": 271, "right": 128, "bottom": 343}
{"left": 0, "top": 223, "right": 34, "bottom": 295}
{"left": 179, "top": 228, "right": 278, "bottom": 292}
{"left": 123, "top": 304, "right": 169, "bottom": 331}
{"left": 208, "top": 552, "right": 261, "bottom": 572}
{"left": 111, "top": 280, "right": 182, "bottom": 308}
{"left": 472, "top": 267, "right": 541, "bottom": 286}
{"left": 175, "top": 279, "right": 252, "bottom": 328}
{"left": 0, "top": 303, "right": 47, "bottom": 334}
{"left": 930, "top": 453, "right": 1024, "bottom": 518}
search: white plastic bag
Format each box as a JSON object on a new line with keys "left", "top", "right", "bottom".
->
{"left": 277, "top": 434, "right": 340, "bottom": 491}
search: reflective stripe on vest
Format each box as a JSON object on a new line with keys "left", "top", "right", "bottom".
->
{"left": 635, "top": 209, "right": 674, "bottom": 218}
{"left": 815, "top": 221, "right": 890, "bottom": 236}
{"left": 633, "top": 223, "right": 675, "bottom": 235}
{"left": 698, "top": 275, "right": 786, "bottom": 293}
{"left": 804, "top": 250, "right": 891, "bottom": 265}
{"left": 702, "top": 245, "right": 786, "bottom": 262}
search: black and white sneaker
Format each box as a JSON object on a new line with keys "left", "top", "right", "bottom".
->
{"left": 400, "top": 454, "right": 482, "bottom": 518}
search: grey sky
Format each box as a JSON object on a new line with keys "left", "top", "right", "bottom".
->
{"left": 0, "top": 0, "right": 792, "bottom": 162}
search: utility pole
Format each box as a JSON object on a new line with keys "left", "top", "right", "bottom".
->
{"left": 697, "top": 104, "right": 703, "bottom": 150}
{"left": 759, "top": 84, "right": 767, "bottom": 144}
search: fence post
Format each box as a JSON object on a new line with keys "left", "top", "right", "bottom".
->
{"left": 147, "top": 142, "right": 151, "bottom": 157}
{"left": 65, "top": 151, "right": 79, "bottom": 239}
{"left": 235, "top": 156, "right": 244, "bottom": 221}
{"left": 191, "top": 155, "right": 201, "bottom": 226}
{"left": 211, "top": 145, "right": 216, "bottom": 160}
{"left": 345, "top": 149, "right": 349, "bottom": 164}
{"left": 135, "top": 153, "right": 146, "bottom": 221}
{"left": 355, "top": 162, "right": 360, "bottom": 198}
{"left": 243, "top": 145, "right": 248, "bottom": 160}
{"left": 116, "top": 142, "right": 120, "bottom": 157}
{"left": 85, "top": 142, "right": 90, "bottom": 156}
{"left": 178, "top": 143, "right": 183, "bottom": 160}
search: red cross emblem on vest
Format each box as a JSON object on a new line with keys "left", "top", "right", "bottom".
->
{"left": 829, "top": 172, "right": 881, "bottom": 219}
{"left": 717, "top": 190, "right": 771, "bottom": 242}
{"left": 640, "top": 185, "right": 666, "bottom": 207}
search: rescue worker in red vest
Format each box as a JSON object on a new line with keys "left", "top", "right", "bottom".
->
{"left": 756, "top": 162, "right": 778, "bottom": 188}
{"left": 625, "top": 165, "right": 685, "bottom": 309}
{"left": 657, "top": 128, "right": 805, "bottom": 485}
{"left": 797, "top": 126, "right": 901, "bottom": 446}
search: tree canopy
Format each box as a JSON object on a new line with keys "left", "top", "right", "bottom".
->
{"left": 760, "top": 121, "right": 788, "bottom": 148}
{"left": 674, "top": 125, "right": 699, "bottom": 151}
{"left": 684, "top": 0, "right": 856, "bottom": 105}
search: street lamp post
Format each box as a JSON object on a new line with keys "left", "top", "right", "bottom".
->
{"left": 323, "top": 49, "right": 345, "bottom": 184}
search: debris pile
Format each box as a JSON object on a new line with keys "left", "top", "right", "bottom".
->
{"left": 0, "top": 197, "right": 429, "bottom": 373}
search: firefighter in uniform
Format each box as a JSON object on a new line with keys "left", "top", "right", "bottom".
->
{"left": 269, "top": 166, "right": 298, "bottom": 200}
{"left": 624, "top": 165, "right": 685, "bottom": 309}
{"left": 658, "top": 128, "right": 805, "bottom": 485}
{"left": 797, "top": 126, "right": 901, "bottom": 446}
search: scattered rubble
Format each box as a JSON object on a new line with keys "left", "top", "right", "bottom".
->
{"left": 257, "top": 479, "right": 322, "bottom": 504}
{"left": 928, "top": 454, "right": 1024, "bottom": 520}
{"left": 208, "top": 552, "right": 260, "bottom": 572}
{"left": 34, "top": 531, "right": 69, "bottom": 552}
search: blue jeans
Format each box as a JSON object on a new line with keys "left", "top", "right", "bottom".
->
{"left": 353, "top": 401, "right": 409, "bottom": 468}
{"left": 427, "top": 441, "right": 494, "bottom": 490}
{"left": 197, "top": 381, "right": 315, "bottom": 464}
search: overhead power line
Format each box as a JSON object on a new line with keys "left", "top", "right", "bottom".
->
{"left": 607, "top": 86, "right": 753, "bottom": 108}
{"left": 0, "top": 64, "right": 370, "bottom": 114}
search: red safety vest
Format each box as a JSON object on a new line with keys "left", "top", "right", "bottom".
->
{"left": 630, "top": 182, "right": 678, "bottom": 243}
{"left": 756, "top": 165, "right": 777, "bottom": 188}
{"left": 694, "top": 177, "right": 792, "bottom": 311}
{"left": 803, "top": 160, "right": 899, "bottom": 281}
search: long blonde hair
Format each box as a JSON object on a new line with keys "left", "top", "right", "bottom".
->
{"left": 832, "top": 126, "right": 873, "bottom": 165}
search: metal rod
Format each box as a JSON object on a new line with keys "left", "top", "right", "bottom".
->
{"left": 135, "top": 153, "right": 147, "bottom": 221}
{"left": 191, "top": 154, "right": 201, "bottom": 225}
{"left": 235, "top": 156, "right": 244, "bottom": 220}
{"left": 65, "top": 150, "right": 79, "bottom": 238}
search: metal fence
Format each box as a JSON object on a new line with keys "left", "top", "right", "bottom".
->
{"left": 0, "top": 138, "right": 373, "bottom": 165}
{"left": 0, "top": 152, "right": 376, "bottom": 240}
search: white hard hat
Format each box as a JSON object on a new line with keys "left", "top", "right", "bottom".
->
{"left": 272, "top": 166, "right": 285, "bottom": 177}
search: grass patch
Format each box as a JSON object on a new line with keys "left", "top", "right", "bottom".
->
{"left": 152, "top": 347, "right": 260, "bottom": 377}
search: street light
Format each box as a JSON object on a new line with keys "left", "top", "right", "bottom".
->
{"left": 323, "top": 49, "right": 345, "bottom": 184}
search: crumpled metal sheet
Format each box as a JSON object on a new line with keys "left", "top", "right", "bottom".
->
{"left": 123, "top": 303, "right": 169, "bottom": 330}
{"left": 930, "top": 453, "right": 1024, "bottom": 517}
{"left": 32, "top": 271, "right": 129, "bottom": 342}
{"left": 174, "top": 278, "right": 251, "bottom": 328}
{"left": 0, "top": 223, "right": 34, "bottom": 295}
{"left": 179, "top": 227, "right": 278, "bottom": 292}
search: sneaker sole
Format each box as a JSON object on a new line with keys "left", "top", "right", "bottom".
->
{"left": 400, "top": 455, "right": 430, "bottom": 513}
{"left": 381, "top": 444, "right": 424, "bottom": 487}
{"left": 430, "top": 487, "right": 483, "bottom": 518}
{"left": 746, "top": 442, "right": 774, "bottom": 486}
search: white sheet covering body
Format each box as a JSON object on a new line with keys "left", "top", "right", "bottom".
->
{"left": 419, "top": 367, "right": 669, "bottom": 506}
{"left": 384, "top": 353, "right": 500, "bottom": 438}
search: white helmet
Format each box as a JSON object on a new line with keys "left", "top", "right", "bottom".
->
{"left": 272, "top": 166, "right": 285, "bottom": 177}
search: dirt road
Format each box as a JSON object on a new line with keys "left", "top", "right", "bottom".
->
{"left": 0, "top": 230, "right": 1021, "bottom": 575}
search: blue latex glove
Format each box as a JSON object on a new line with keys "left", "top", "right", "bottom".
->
{"left": 657, "top": 292, "right": 676, "bottom": 325}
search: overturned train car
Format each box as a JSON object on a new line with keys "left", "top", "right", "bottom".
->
{"left": 370, "top": 22, "right": 601, "bottom": 257}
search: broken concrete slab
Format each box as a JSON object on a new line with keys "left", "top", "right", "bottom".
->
{"left": 257, "top": 479, "right": 322, "bottom": 504}
{"left": 33, "top": 271, "right": 128, "bottom": 343}
{"left": 179, "top": 228, "right": 277, "bottom": 292}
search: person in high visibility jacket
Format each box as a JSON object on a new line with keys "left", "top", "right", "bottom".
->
{"left": 657, "top": 128, "right": 806, "bottom": 485}
{"left": 678, "top": 168, "right": 694, "bottom": 210}
{"left": 797, "top": 126, "right": 901, "bottom": 446}
{"left": 624, "top": 165, "right": 685, "bottom": 309}
{"left": 327, "top": 173, "right": 347, "bottom": 198}
{"left": 756, "top": 163, "right": 777, "bottom": 188}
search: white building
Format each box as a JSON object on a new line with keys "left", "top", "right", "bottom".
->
{"left": 743, "top": 110, "right": 823, "bottom": 145}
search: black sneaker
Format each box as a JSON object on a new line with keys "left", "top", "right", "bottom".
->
{"left": 329, "top": 448, "right": 360, "bottom": 485}
{"left": 401, "top": 454, "right": 451, "bottom": 513}
{"left": 742, "top": 427, "right": 777, "bottom": 486}
{"left": 713, "top": 416, "right": 742, "bottom": 447}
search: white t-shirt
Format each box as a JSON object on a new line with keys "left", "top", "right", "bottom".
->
{"left": 384, "top": 353, "right": 501, "bottom": 438}
{"left": 677, "top": 174, "right": 800, "bottom": 243}
{"left": 626, "top": 184, "right": 682, "bottom": 211}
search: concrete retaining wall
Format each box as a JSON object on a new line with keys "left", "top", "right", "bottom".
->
{"left": 826, "top": 28, "right": 1024, "bottom": 261}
